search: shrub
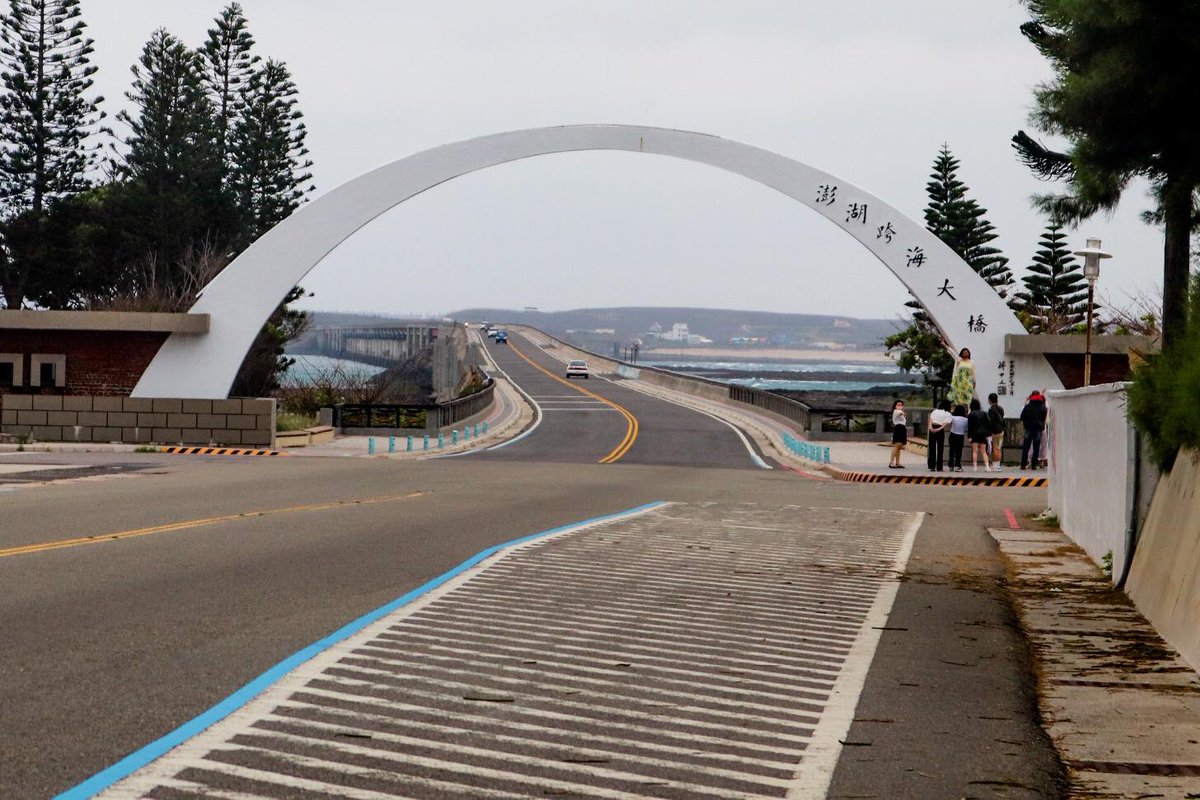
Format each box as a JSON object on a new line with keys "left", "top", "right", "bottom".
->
{"left": 1126, "top": 272, "right": 1200, "bottom": 470}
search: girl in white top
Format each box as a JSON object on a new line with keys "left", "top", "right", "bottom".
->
{"left": 888, "top": 399, "right": 908, "bottom": 468}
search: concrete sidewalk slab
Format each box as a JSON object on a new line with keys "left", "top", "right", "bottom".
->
{"left": 990, "top": 526, "right": 1200, "bottom": 798}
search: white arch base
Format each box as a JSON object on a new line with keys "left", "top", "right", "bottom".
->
{"left": 133, "top": 125, "right": 1063, "bottom": 400}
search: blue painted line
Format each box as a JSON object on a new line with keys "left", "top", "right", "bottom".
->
{"left": 55, "top": 500, "right": 668, "bottom": 800}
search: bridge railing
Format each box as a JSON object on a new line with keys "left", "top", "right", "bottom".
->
{"left": 332, "top": 379, "right": 495, "bottom": 432}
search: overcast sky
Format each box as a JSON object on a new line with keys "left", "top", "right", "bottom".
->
{"left": 84, "top": 1, "right": 1164, "bottom": 322}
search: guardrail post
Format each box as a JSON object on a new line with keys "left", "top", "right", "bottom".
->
{"left": 388, "top": 436, "right": 395, "bottom": 453}
{"left": 368, "top": 437, "right": 376, "bottom": 455}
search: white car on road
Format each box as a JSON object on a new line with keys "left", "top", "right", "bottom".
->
{"left": 565, "top": 360, "right": 590, "bottom": 380}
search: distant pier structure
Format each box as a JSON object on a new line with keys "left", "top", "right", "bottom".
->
{"left": 313, "top": 325, "right": 438, "bottom": 367}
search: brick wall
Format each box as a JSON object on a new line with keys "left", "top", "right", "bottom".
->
{"left": 1, "top": 396, "right": 275, "bottom": 446}
{"left": 0, "top": 330, "right": 167, "bottom": 395}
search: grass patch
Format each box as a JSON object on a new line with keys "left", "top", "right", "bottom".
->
{"left": 277, "top": 412, "right": 317, "bottom": 432}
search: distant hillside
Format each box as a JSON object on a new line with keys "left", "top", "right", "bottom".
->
{"left": 291, "top": 307, "right": 900, "bottom": 354}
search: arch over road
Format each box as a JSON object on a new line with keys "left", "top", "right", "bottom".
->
{"left": 133, "top": 124, "right": 1044, "bottom": 399}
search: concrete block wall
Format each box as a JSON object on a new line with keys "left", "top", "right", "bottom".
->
{"left": 0, "top": 395, "right": 275, "bottom": 446}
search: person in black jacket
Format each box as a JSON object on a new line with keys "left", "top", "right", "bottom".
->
{"left": 967, "top": 398, "right": 993, "bottom": 471}
{"left": 987, "top": 393, "right": 1006, "bottom": 467}
{"left": 1020, "top": 390, "right": 1048, "bottom": 469}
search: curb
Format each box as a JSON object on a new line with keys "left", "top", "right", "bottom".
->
{"left": 158, "top": 446, "right": 289, "bottom": 457}
{"left": 823, "top": 465, "right": 1047, "bottom": 487}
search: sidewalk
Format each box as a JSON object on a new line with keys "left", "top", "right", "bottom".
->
{"left": 992, "top": 525, "right": 1200, "bottom": 798}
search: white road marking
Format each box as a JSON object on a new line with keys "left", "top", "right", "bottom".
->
{"left": 96, "top": 503, "right": 922, "bottom": 799}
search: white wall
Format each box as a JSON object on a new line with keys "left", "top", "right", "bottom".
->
{"left": 1048, "top": 382, "right": 1151, "bottom": 578}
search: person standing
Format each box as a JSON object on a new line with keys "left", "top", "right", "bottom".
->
{"left": 967, "top": 398, "right": 993, "bottom": 471}
{"left": 948, "top": 403, "right": 968, "bottom": 472}
{"left": 987, "top": 392, "right": 1006, "bottom": 468}
{"left": 888, "top": 399, "right": 907, "bottom": 469}
{"left": 1020, "top": 390, "right": 1048, "bottom": 470}
{"left": 950, "top": 348, "right": 976, "bottom": 407}
{"left": 927, "top": 399, "right": 952, "bottom": 472}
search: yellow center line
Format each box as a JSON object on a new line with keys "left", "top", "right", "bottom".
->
{"left": 0, "top": 491, "right": 426, "bottom": 559}
{"left": 506, "top": 341, "right": 639, "bottom": 463}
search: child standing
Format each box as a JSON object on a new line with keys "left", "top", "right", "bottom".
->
{"left": 948, "top": 403, "right": 968, "bottom": 472}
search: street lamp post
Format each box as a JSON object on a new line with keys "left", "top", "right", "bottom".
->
{"left": 1073, "top": 237, "right": 1112, "bottom": 387}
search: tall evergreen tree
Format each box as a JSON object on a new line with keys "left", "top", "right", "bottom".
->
{"left": 1013, "top": 0, "right": 1200, "bottom": 346}
{"left": 1015, "top": 222, "right": 1089, "bottom": 333}
{"left": 0, "top": 0, "right": 103, "bottom": 308}
{"left": 229, "top": 58, "right": 312, "bottom": 241}
{"left": 886, "top": 145, "right": 1012, "bottom": 382}
{"left": 199, "top": 2, "right": 256, "bottom": 180}
{"left": 119, "top": 28, "right": 233, "bottom": 276}
{"left": 924, "top": 144, "right": 1013, "bottom": 295}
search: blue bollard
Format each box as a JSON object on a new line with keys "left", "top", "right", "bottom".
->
{"left": 437, "top": 433, "right": 444, "bottom": 449}
{"left": 423, "top": 434, "right": 429, "bottom": 451}
{"left": 482, "top": 421, "right": 489, "bottom": 434}
{"left": 388, "top": 436, "right": 395, "bottom": 453}
{"left": 452, "top": 430, "right": 458, "bottom": 445}
{"left": 407, "top": 436, "right": 413, "bottom": 452}
{"left": 464, "top": 426, "right": 470, "bottom": 440}
{"left": 474, "top": 423, "right": 480, "bottom": 437}
{"left": 824, "top": 447, "right": 830, "bottom": 463}
{"left": 368, "top": 437, "right": 376, "bottom": 455}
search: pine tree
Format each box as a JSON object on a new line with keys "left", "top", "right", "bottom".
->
{"left": 924, "top": 145, "right": 1013, "bottom": 296}
{"left": 1015, "top": 222, "right": 1089, "bottom": 333}
{"left": 229, "top": 58, "right": 312, "bottom": 241}
{"left": 886, "top": 145, "right": 1013, "bottom": 382}
{"left": 119, "top": 28, "right": 233, "bottom": 274}
{"left": 0, "top": 0, "right": 103, "bottom": 308}
{"left": 199, "top": 2, "right": 257, "bottom": 180}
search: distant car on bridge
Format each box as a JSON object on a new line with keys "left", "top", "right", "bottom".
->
{"left": 565, "top": 360, "right": 589, "bottom": 379}
{"left": 494, "top": 330, "right": 508, "bottom": 344}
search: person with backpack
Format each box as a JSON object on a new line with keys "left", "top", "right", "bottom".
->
{"left": 987, "top": 393, "right": 1006, "bottom": 468}
{"left": 1020, "top": 390, "right": 1048, "bottom": 470}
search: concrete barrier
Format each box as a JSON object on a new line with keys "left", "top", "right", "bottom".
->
{"left": 1047, "top": 382, "right": 1157, "bottom": 579}
{"left": 1126, "top": 449, "right": 1200, "bottom": 671}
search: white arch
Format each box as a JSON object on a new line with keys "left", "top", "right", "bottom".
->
{"left": 134, "top": 124, "right": 1054, "bottom": 399}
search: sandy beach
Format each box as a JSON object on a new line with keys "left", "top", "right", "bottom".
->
{"left": 641, "top": 347, "right": 896, "bottom": 364}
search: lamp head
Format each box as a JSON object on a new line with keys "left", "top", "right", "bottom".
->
{"left": 1073, "top": 236, "right": 1112, "bottom": 281}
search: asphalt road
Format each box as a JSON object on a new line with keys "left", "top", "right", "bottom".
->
{"left": 0, "top": 334, "right": 1064, "bottom": 799}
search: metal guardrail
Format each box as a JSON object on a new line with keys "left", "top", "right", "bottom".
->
{"left": 728, "top": 384, "right": 813, "bottom": 429}
{"left": 333, "top": 379, "right": 495, "bottom": 431}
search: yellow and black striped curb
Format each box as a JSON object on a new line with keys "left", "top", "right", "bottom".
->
{"left": 823, "top": 465, "right": 1046, "bottom": 487}
{"left": 157, "top": 446, "right": 289, "bottom": 457}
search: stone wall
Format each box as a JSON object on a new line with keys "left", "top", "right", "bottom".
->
{"left": 1, "top": 395, "right": 275, "bottom": 446}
